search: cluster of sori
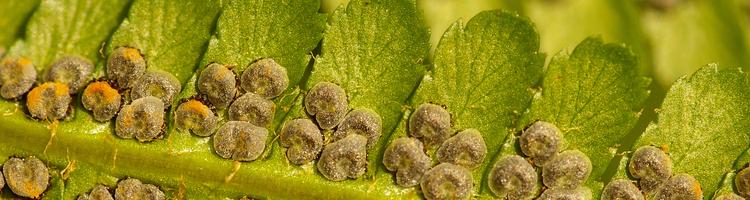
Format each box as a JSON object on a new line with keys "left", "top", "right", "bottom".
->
{"left": 278, "top": 81, "right": 383, "bottom": 181}
{"left": 77, "top": 178, "right": 166, "bottom": 200}
{"left": 0, "top": 55, "right": 90, "bottom": 121}
{"left": 0, "top": 47, "right": 180, "bottom": 142}
{"left": 382, "top": 103, "right": 488, "bottom": 200}
{"left": 488, "top": 121, "right": 593, "bottom": 200}
{"left": 0, "top": 44, "right": 294, "bottom": 157}
{"left": 603, "top": 146, "right": 702, "bottom": 200}
{"left": 187, "top": 58, "right": 289, "bottom": 162}
{"left": 0, "top": 156, "right": 165, "bottom": 200}
{"left": 106, "top": 47, "right": 180, "bottom": 142}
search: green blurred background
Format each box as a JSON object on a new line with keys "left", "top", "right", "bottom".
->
{"left": 323, "top": 0, "right": 750, "bottom": 153}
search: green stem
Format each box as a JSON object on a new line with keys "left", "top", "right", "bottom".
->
{"left": 0, "top": 103, "right": 413, "bottom": 199}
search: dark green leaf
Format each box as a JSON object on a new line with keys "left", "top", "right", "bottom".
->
{"left": 517, "top": 37, "right": 649, "bottom": 196}
{"left": 6, "top": 0, "right": 130, "bottom": 72}
{"left": 198, "top": 0, "right": 325, "bottom": 90}
{"left": 306, "top": 0, "right": 430, "bottom": 174}
{"left": 105, "top": 0, "right": 222, "bottom": 83}
{"left": 632, "top": 66, "right": 750, "bottom": 198}
{"left": 397, "top": 10, "right": 543, "bottom": 194}
{"left": 0, "top": 0, "right": 39, "bottom": 47}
